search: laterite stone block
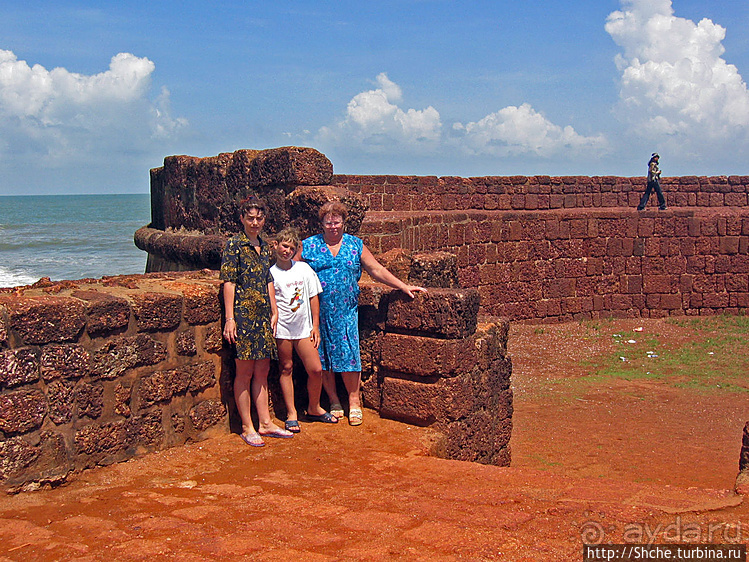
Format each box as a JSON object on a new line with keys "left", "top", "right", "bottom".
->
{"left": 379, "top": 333, "right": 478, "bottom": 378}
{"left": 130, "top": 292, "right": 183, "bottom": 332}
{"left": 386, "top": 289, "right": 480, "bottom": 339}
{"left": 0, "top": 296, "right": 86, "bottom": 345}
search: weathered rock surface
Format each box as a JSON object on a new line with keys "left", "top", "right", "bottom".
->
{"left": 0, "top": 296, "right": 86, "bottom": 345}
{"left": 137, "top": 146, "right": 372, "bottom": 272}
{"left": 149, "top": 146, "right": 334, "bottom": 235}
{"left": 386, "top": 289, "right": 480, "bottom": 339}
{"left": 0, "top": 272, "right": 229, "bottom": 491}
{"left": 358, "top": 280, "right": 511, "bottom": 466}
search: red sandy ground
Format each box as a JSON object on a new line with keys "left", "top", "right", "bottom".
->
{"left": 0, "top": 318, "right": 746, "bottom": 561}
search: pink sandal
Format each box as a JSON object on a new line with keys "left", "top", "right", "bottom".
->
{"left": 240, "top": 432, "right": 265, "bottom": 447}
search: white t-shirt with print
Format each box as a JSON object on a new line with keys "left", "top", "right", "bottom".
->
{"left": 270, "top": 260, "right": 323, "bottom": 340}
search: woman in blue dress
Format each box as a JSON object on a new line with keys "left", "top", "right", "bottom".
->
{"left": 299, "top": 201, "right": 426, "bottom": 426}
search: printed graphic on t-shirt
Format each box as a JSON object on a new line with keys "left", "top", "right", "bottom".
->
{"left": 270, "top": 261, "right": 322, "bottom": 340}
{"left": 290, "top": 286, "right": 303, "bottom": 311}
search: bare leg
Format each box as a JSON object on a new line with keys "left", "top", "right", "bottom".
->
{"left": 341, "top": 370, "right": 363, "bottom": 425}
{"left": 322, "top": 370, "right": 342, "bottom": 410}
{"left": 251, "top": 358, "right": 288, "bottom": 434}
{"left": 276, "top": 339, "right": 297, "bottom": 422}
{"left": 293, "top": 337, "right": 326, "bottom": 416}
{"left": 341, "top": 371, "right": 362, "bottom": 410}
{"left": 234, "top": 359, "right": 260, "bottom": 439}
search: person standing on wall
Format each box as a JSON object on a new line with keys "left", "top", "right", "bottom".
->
{"left": 637, "top": 152, "right": 667, "bottom": 211}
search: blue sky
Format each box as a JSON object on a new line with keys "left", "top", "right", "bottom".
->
{"left": 1, "top": 0, "right": 749, "bottom": 195}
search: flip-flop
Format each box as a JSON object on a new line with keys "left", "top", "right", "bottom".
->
{"left": 306, "top": 411, "right": 338, "bottom": 424}
{"left": 330, "top": 403, "right": 344, "bottom": 418}
{"left": 285, "top": 420, "right": 301, "bottom": 433}
{"left": 240, "top": 432, "right": 265, "bottom": 447}
{"left": 259, "top": 428, "right": 294, "bottom": 439}
{"left": 348, "top": 408, "right": 363, "bottom": 426}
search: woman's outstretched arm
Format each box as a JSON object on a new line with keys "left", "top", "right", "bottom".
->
{"left": 360, "top": 245, "right": 427, "bottom": 298}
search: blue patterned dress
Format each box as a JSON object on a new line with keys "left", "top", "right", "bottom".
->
{"left": 302, "top": 233, "right": 363, "bottom": 372}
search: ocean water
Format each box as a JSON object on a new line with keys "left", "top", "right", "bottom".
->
{"left": 0, "top": 194, "right": 151, "bottom": 288}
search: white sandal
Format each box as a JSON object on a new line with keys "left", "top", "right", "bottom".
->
{"left": 348, "top": 408, "right": 363, "bottom": 426}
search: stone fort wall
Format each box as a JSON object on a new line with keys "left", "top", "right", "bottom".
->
{"left": 0, "top": 270, "right": 510, "bottom": 491}
{"left": 334, "top": 174, "right": 749, "bottom": 320}
{"left": 14, "top": 146, "right": 736, "bottom": 491}
{"left": 0, "top": 273, "right": 227, "bottom": 491}
{"left": 333, "top": 174, "right": 749, "bottom": 213}
{"left": 137, "top": 149, "right": 749, "bottom": 321}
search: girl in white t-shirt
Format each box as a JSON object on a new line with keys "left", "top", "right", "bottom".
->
{"left": 271, "top": 227, "right": 339, "bottom": 432}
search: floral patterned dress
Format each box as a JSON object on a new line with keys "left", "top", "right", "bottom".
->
{"left": 219, "top": 232, "right": 277, "bottom": 361}
{"left": 302, "top": 233, "right": 363, "bottom": 372}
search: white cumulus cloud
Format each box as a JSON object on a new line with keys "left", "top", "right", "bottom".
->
{"left": 0, "top": 50, "right": 187, "bottom": 185}
{"left": 317, "top": 72, "right": 441, "bottom": 151}
{"left": 605, "top": 0, "right": 749, "bottom": 144}
{"left": 317, "top": 73, "right": 606, "bottom": 162}
{"left": 453, "top": 103, "right": 607, "bottom": 157}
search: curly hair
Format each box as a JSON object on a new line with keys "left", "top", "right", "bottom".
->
{"left": 318, "top": 201, "right": 348, "bottom": 222}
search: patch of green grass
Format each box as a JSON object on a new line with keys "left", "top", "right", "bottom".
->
{"left": 582, "top": 315, "right": 749, "bottom": 393}
{"left": 580, "top": 319, "right": 602, "bottom": 332}
{"left": 660, "top": 333, "right": 749, "bottom": 392}
{"left": 586, "top": 366, "right": 666, "bottom": 383}
{"left": 580, "top": 317, "right": 617, "bottom": 336}
{"left": 666, "top": 313, "right": 749, "bottom": 333}
{"left": 547, "top": 315, "right": 749, "bottom": 393}
{"left": 580, "top": 330, "right": 663, "bottom": 382}
{"left": 520, "top": 315, "right": 749, "bottom": 402}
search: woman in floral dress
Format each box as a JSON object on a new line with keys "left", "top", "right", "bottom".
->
{"left": 220, "top": 197, "right": 293, "bottom": 446}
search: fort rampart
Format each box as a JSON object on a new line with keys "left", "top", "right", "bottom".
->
{"left": 0, "top": 270, "right": 510, "bottom": 491}
{"left": 336, "top": 174, "right": 749, "bottom": 321}
{"left": 332, "top": 174, "right": 749, "bottom": 213}
{"left": 138, "top": 152, "right": 749, "bottom": 321}
{"left": 0, "top": 273, "right": 227, "bottom": 491}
